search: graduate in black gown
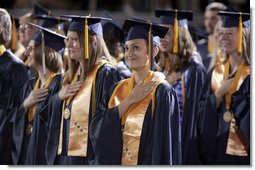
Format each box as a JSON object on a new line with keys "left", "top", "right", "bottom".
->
{"left": 45, "top": 16, "right": 122, "bottom": 165}
{"left": 11, "top": 24, "right": 65, "bottom": 165}
{"left": 198, "top": 9, "right": 250, "bottom": 165}
{"left": 155, "top": 9, "right": 207, "bottom": 164}
{"left": 0, "top": 8, "right": 29, "bottom": 165}
{"left": 90, "top": 19, "right": 181, "bottom": 165}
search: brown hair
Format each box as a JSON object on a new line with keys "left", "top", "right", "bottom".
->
{"left": 33, "top": 41, "right": 63, "bottom": 73}
{"left": 64, "top": 31, "right": 112, "bottom": 84}
{"left": 168, "top": 27, "right": 197, "bottom": 72}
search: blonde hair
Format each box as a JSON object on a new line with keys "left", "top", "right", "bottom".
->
{"left": 64, "top": 31, "right": 112, "bottom": 84}
{"left": 221, "top": 28, "right": 250, "bottom": 65}
{"left": 34, "top": 41, "right": 63, "bottom": 73}
{"left": 0, "top": 8, "right": 11, "bottom": 44}
{"left": 168, "top": 27, "right": 197, "bottom": 71}
{"left": 208, "top": 20, "right": 223, "bottom": 71}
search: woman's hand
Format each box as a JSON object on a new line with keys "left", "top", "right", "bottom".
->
{"left": 58, "top": 81, "right": 82, "bottom": 101}
{"left": 118, "top": 81, "right": 158, "bottom": 118}
{"left": 215, "top": 74, "right": 235, "bottom": 107}
{"left": 165, "top": 72, "right": 181, "bottom": 85}
{"left": 23, "top": 88, "right": 49, "bottom": 112}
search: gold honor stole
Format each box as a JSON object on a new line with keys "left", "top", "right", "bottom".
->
{"left": 26, "top": 73, "right": 58, "bottom": 135}
{"left": 0, "top": 45, "right": 6, "bottom": 56}
{"left": 57, "top": 60, "right": 109, "bottom": 157}
{"left": 211, "top": 59, "right": 250, "bottom": 156}
{"left": 108, "top": 71, "right": 165, "bottom": 165}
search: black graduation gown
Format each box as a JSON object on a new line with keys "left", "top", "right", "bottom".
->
{"left": 45, "top": 64, "right": 122, "bottom": 165}
{"left": 198, "top": 71, "right": 250, "bottom": 165}
{"left": 11, "top": 74, "right": 62, "bottom": 165}
{"left": 90, "top": 82, "right": 182, "bottom": 165}
{"left": 0, "top": 50, "right": 29, "bottom": 164}
{"left": 181, "top": 60, "right": 207, "bottom": 165}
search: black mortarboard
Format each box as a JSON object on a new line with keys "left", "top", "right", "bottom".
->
{"left": 62, "top": 15, "right": 111, "bottom": 59}
{"left": 33, "top": 3, "right": 52, "bottom": 16}
{"left": 122, "top": 18, "right": 169, "bottom": 70}
{"left": 29, "top": 23, "right": 66, "bottom": 51}
{"left": 102, "top": 11, "right": 124, "bottom": 44}
{"left": 218, "top": 9, "right": 250, "bottom": 28}
{"left": 28, "top": 23, "right": 66, "bottom": 73}
{"left": 155, "top": 9, "right": 193, "bottom": 26}
{"left": 64, "top": 15, "right": 112, "bottom": 36}
{"left": 155, "top": 9, "right": 193, "bottom": 54}
{"left": 34, "top": 15, "right": 71, "bottom": 28}
{"left": 218, "top": 7, "right": 250, "bottom": 53}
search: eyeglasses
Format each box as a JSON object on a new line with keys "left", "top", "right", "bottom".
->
{"left": 19, "top": 24, "right": 34, "bottom": 32}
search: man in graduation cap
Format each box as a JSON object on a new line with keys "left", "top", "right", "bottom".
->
{"left": 155, "top": 9, "right": 207, "bottom": 165}
{"left": 90, "top": 18, "right": 181, "bottom": 165}
{"left": 0, "top": 8, "right": 29, "bottom": 165}
{"left": 198, "top": 8, "right": 250, "bottom": 165}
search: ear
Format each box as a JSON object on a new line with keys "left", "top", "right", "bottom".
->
{"left": 90, "top": 35, "right": 97, "bottom": 46}
{"left": 153, "top": 46, "right": 159, "bottom": 58}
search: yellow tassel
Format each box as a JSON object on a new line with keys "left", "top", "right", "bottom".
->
{"left": 148, "top": 23, "right": 152, "bottom": 70}
{"left": 11, "top": 17, "right": 17, "bottom": 51}
{"left": 238, "top": 13, "right": 243, "bottom": 53}
{"left": 173, "top": 9, "right": 179, "bottom": 54}
{"left": 84, "top": 17, "right": 89, "bottom": 60}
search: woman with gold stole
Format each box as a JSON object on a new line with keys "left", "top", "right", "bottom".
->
{"left": 45, "top": 16, "right": 122, "bottom": 165}
{"left": 12, "top": 23, "right": 65, "bottom": 165}
{"left": 155, "top": 10, "right": 207, "bottom": 165}
{"left": 90, "top": 19, "right": 181, "bottom": 165}
{"left": 198, "top": 9, "right": 250, "bottom": 164}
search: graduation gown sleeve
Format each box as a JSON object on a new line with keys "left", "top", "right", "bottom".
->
{"left": 0, "top": 51, "right": 29, "bottom": 164}
{"left": 90, "top": 82, "right": 181, "bottom": 165}
{"left": 181, "top": 61, "right": 207, "bottom": 164}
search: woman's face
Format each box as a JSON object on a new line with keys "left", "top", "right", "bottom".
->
{"left": 160, "top": 25, "right": 174, "bottom": 53}
{"left": 19, "top": 23, "right": 38, "bottom": 47}
{"left": 26, "top": 40, "right": 38, "bottom": 69}
{"left": 219, "top": 27, "right": 239, "bottom": 54}
{"left": 65, "top": 31, "right": 83, "bottom": 62}
{"left": 124, "top": 39, "right": 148, "bottom": 70}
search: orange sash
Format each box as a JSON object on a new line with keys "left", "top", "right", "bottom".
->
{"left": 57, "top": 60, "right": 109, "bottom": 157}
{"left": 108, "top": 71, "right": 165, "bottom": 165}
{"left": 27, "top": 73, "right": 58, "bottom": 123}
{"left": 211, "top": 59, "right": 250, "bottom": 156}
{"left": 0, "top": 45, "right": 6, "bottom": 56}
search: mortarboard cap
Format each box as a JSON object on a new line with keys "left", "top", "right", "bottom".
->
{"left": 29, "top": 23, "right": 66, "bottom": 51}
{"left": 34, "top": 15, "right": 71, "bottom": 28}
{"left": 155, "top": 9, "right": 193, "bottom": 54}
{"left": 218, "top": 10, "right": 250, "bottom": 28}
{"left": 155, "top": 9, "right": 193, "bottom": 27}
{"left": 102, "top": 11, "right": 124, "bottom": 44}
{"left": 64, "top": 15, "right": 112, "bottom": 36}
{"left": 33, "top": 3, "right": 52, "bottom": 16}
{"left": 28, "top": 23, "right": 66, "bottom": 73}
{"left": 218, "top": 7, "right": 250, "bottom": 53}
{"left": 122, "top": 18, "right": 169, "bottom": 70}
{"left": 62, "top": 15, "right": 112, "bottom": 59}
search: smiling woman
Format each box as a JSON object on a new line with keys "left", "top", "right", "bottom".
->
{"left": 90, "top": 19, "right": 181, "bottom": 165}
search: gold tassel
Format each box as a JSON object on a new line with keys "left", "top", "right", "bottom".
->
{"left": 238, "top": 13, "right": 243, "bottom": 53}
{"left": 148, "top": 22, "right": 152, "bottom": 70}
{"left": 11, "top": 17, "right": 18, "bottom": 51}
{"left": 173, "top": 9, "right": 179, "bottom": 54}
{"left": 84, "top": 17, "right": 89, "bottom": 60}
